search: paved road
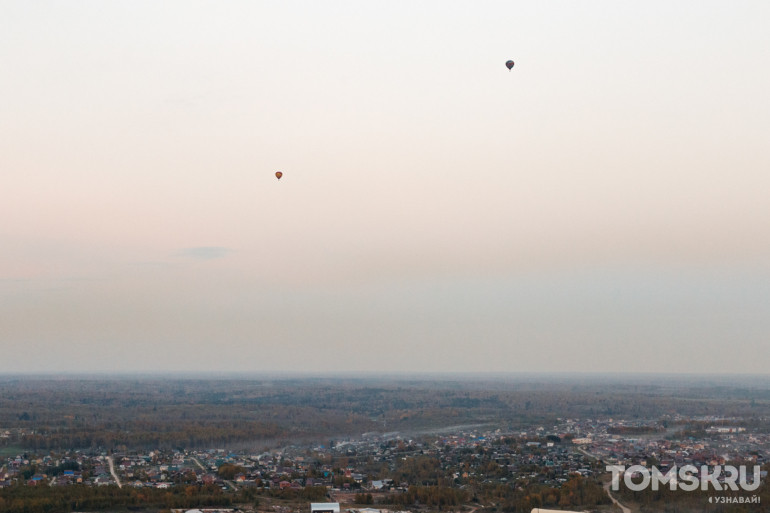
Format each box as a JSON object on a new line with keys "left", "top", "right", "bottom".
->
{"left": 106, "top": 456, "right": 122, "bottom": 488}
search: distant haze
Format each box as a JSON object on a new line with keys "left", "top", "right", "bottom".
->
{"left": 2, "top": 1, "right": 769, "bottom": 374}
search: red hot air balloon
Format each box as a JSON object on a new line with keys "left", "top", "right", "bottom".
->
{"left": 506, "top": 60, "right": 514, "bottom": 71}
{"left": 275, "top": 171, "right": 283, "bottom": 180}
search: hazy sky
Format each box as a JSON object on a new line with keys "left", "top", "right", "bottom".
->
{"left": 2, "top": 1, "right": 769, "bottom": 374}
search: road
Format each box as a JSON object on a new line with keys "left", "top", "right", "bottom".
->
{"left": 189, "top": 455, "right": 238, "bottom": 491}
{"left": 603, "top": 481, "right": 631, "bottom": 513}
{"left": 106, "top": 456, "right": 122, "bottom": 488}
{"left": 190, "top": 455, "right": 207, "bottom": 472}
{"left": 576, "top": 447, "right": 631, "bottom": 513}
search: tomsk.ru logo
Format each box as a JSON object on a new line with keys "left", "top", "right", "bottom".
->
{"left": 607, "top": 465, "right": 762, "bottom": 492}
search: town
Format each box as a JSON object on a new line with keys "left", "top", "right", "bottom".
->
{"left": 1, "top": 414, "right": 767, "bottom": 512}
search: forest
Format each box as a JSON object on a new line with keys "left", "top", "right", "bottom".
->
{"left": 1, "top": 375, "right": 769, "bottom": 512}
{"left": 1, "top": 374, "right": 769, "bottom": 451}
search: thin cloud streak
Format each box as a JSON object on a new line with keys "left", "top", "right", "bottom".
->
{"left": 177, "top": 247, "right": 233, "bottom": 260}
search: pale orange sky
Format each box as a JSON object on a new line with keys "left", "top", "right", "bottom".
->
{"left": 2, "top": 0, "right": 769, "bottom": 374}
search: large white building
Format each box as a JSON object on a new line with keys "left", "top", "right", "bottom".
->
{"left": 311, "top": 503, "right": 340, "bottom": 513}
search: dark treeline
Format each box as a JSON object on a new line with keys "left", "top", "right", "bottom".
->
{"left": 0, "top": 482, "right": 233, "bottom": 513}
{"left": 485, "top": 476, "right": 611, "bottom": 512}
{"left": 17, "top": 421, "right": 284, "bottom": 452}
{"left": 0, "top": 479, "right": 607, "bottom": 513}
{"left": 0, "top": 481, "right": 325, "bottom": 513}
{"left": 385, "top": 485, "right": 468, "bottom": 508}
{"left": 2, "top": 478, "right": 766, "bottom": 513}
{"left": 376, "top": 476, "right": 609, "bottom": 512}
{"left": 607, "top": 426, "right": 663, "bottom": 435}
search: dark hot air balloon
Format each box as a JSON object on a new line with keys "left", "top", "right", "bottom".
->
{"left": 275, "top": 171, "right": 283, "bottom": 180}
{"left": 506, "top": 60, "right": 514, "bottom": 71}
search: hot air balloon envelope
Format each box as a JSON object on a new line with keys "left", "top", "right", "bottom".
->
{"left": 275, "top": 171, "right": 283, "bottom": 180}
{"left": 506, "top": 60, "right": 515, "bottom": 70}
